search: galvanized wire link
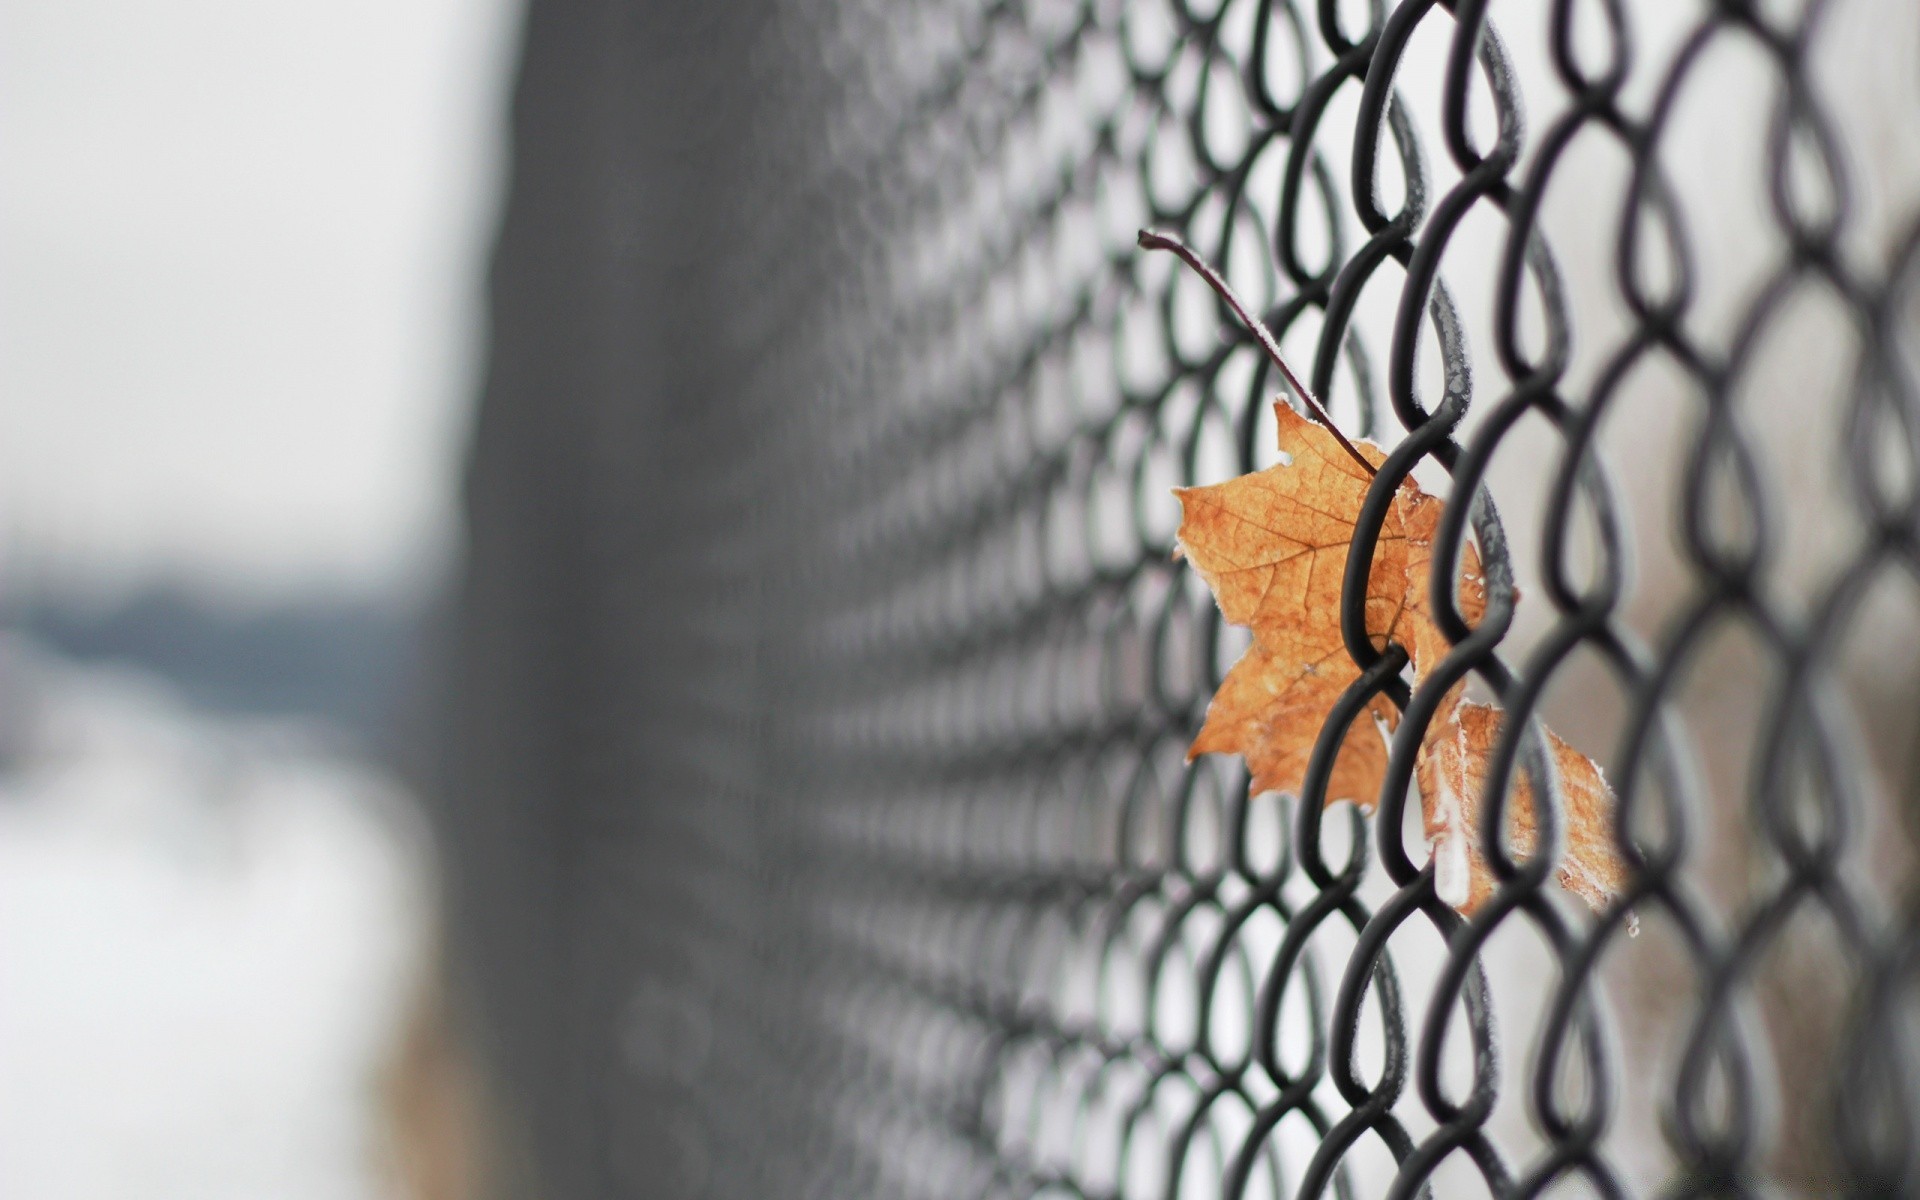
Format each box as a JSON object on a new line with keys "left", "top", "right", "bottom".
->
{"left": 442, "top": 0, "right": 1920, "bottom": 1196}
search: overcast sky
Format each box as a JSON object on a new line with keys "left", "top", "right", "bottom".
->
{"left": 0, "top": 0, "right": 521, "bottom": 605}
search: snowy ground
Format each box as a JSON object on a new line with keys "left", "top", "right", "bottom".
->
{"left": 0, "top": 638, "right": 435, "bottom": 1200}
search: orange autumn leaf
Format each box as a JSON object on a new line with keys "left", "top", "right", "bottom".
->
{"left": 1177, "top": 401, "right": 1626, "bottom": 915}
{"left": 1175, "top": 402, "right": 1477, "bottom": 809}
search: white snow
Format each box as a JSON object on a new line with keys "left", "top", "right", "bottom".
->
{"left": 0, "top": 644, "right": 433, "bottom": 1200}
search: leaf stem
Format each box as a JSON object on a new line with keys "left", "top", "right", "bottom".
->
{"left": 1137, "top": 229, "right": 1376, "bottom": 477}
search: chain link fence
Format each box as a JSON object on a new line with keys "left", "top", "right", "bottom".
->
{"left": 437, "top": 0, "right": 1920, "bottom": 1194}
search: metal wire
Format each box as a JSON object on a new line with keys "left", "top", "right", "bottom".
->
{"left": 440, "top": 0, "right": 1920, "bottom": 1195}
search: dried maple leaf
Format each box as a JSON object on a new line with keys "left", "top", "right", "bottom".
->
{"left": 1144, "top": 228, "right": 1627, "bottom": 916}
{"left": 1175, "top": 407, "right": 1624, "bottom": 914}
{"left": 1175, "top": 402, "right": 1437, "bottom": 808}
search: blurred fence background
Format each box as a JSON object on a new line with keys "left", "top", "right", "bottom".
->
{"left": 0, "top": 1, "right": 513, "bottom": 1196}
{"left": 439, "top": 0, "right": 1920, "bottom": 1196}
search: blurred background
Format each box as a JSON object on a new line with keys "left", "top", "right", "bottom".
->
{"left": 0, "top": 0, "right": 520, "bottom": 1195}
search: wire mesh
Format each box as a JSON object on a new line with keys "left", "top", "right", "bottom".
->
{"left": 440, "top": 0, "right": 1920, "bottom": 1195}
